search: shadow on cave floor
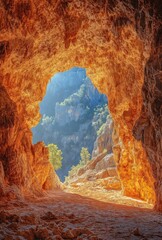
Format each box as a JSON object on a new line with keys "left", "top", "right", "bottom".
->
{"left": 1, "top": 190, "right": 162, "bottom": 240}
{"left": 28, "top": 189, "right": 153, "bottom": 211}
{"left": 63, "top": 185, "right": 153, "bottom": 210}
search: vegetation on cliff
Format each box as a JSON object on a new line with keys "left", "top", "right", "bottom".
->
{"left": 47, "top": 144, "right": 63, "bottom": 170}
{"left": 80, "top": 147, "right": 91, "bottom": 165}
{"left": 65, "top": 116, "right": 114, "bottom": 185}
{"left": 32, "top": 68, "right": 108, "bottom": 181}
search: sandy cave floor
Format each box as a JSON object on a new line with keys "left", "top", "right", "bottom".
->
{"left": 0, "top": 189, "right": 162, "bottom": 240}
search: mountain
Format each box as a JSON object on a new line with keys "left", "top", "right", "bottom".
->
{"left": 32, "top": 67, "right": 108, "bottom": 181}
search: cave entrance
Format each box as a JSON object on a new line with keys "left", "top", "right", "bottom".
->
{"left": 32, "top": 67, "right": 114, "bottom": 179}
{"left": 32, "top": 67, "right": 153, "bottom": 209}
{"left": 0, "top": 0, "right": 160, "bottom": 213}
{"left": 32, "top": 67, "right": 122, "bottom": 202}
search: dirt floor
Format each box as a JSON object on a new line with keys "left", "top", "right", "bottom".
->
{"left": 0, "top": 189, "right": 162, "bottom": 240}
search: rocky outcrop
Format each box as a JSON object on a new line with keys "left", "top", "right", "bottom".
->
{"left": 0, "top": 0, "right": 161, "bottom": 209}
{"left": 92, "top": 116, "right": 113, "bottom": 157}
{"left": 0, "top": 85, "right": 61, "bottom": 198}
{"left": 32, "top": 142, "right": 61, "bottom": 192}
{"left": 66, "top": 152, "right": 121, "bottom": 191}
{"left": 65, "top": 117, "right": 121, "bottom": 191}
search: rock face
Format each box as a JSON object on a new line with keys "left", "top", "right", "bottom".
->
{"left": 0, "top": 0, "right": 161, "bottom": 209}
{"left": 133, "top": 26, "right": 162, "bottom": 210}
{"left": 92, "top": 116, "right": 113, "bottom": 157}
{"left": 66, "top": 152, "right": 121, "bottom": 191}
{"left": 65, "top": 118, "right": 121, "bottom": 191}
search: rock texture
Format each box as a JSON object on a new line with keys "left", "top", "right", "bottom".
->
{"left": 92, "top": 116, "right": 113, "bottom": 157}
{"left": 0, "top": 191, "right": 161, "bottom": 240}
{"left": 133, "top": 25, "right": 162, "bottom": 210}
{"left": 0, "top": 0, "right": 161, "bottom": 209}
{"left": 65, "top": 118, "right": 121, "bottom": 191}
{"left": 66, "top": 152, "right": 121, "bottom": 191}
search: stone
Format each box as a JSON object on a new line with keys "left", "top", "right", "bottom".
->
{"left": 52, "top": 236, "right": 63, "bottom": 240}
{"left": 7, "top": 214, "right": 20, "bottom": 223}
{"left": 8, "top": 222, "right": 18, "bottom": 230}
{"left": 3, "top": 235, "right": 14, "bottom": 240}
{"left": 34, "top": 227, "right": 50, "bottom": 239}
{"left": 52, "top": 225, "right": 61, "bottom": 236}
{"left": 0, "top": 211, "right": 7, "bottom": 223}
{"left": 20, "top": 214, "right": 36, "bottom": 224}
{"left": 61, "top": 229, "right": 75, "bottom": 239}
{"left": 89, "top": 236, "right": 100, "bottom": 240}
{"left": 132, "top": 228, "right": 141, "bottom": 236}
{"left": 17, "top": 228, "right": 35, "bottom": 240}
{"left": 41, "top": 212, "right": 57, "bottom": 221}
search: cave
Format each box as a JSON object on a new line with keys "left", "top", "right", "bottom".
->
{"left": 0, "top": 0, "right": 161, "bottom": 205}
{"left": 0, "top": 0, "right": 162, "bottom": 238}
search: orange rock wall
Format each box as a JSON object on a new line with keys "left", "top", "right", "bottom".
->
{"left": 0, "top": 0, "right": 161, "bottom": 208}
{"left": 133, "top": 24, "right": 162, "bottom": 210}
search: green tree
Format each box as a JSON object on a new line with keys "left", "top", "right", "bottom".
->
{"left": 47, "top": 144, "right": 63, "bottom": 170}
{"left": 80, "top": 147, "right": 91, "bottom": 165}
{"left": 97, "top": 122, "right": 106, "bottom": 136}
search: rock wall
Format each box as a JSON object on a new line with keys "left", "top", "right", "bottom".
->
{"left": 65, "top": 152, "right": 121, "bottom": 191}
{"left": 65, "top": 117, "right": 121, "bottom": 191}
{"left": 92, "top": 116, "right": 113, "bottom": 157}
{"left": 133, "top": 25, "right": 162, "bottom": 210}
{"left": 0, "top": 0, "right": 161, "bottom": 208}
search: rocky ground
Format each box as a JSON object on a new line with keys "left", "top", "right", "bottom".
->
{"left": 0, "top": 189, "right": 162, "bottom": 240}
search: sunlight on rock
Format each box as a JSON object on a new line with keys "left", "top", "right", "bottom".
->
{"left": 0, "top": 0, "right": 161, "bottom": 238}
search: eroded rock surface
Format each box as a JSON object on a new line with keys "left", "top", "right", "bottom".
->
{"left": 65, "top": 117, "right": 121, "bottom": 191}
{"left": 0, "top": 191, "right": 161, "bottom": 240}
{"left": 0, "top": 0, "right": 161, "bottom": 209}
{"left": 92, "top": 116, "right": 113, "bottom": 157}
{"left": 65, "top": 152, "right": 122, "bottom": 194}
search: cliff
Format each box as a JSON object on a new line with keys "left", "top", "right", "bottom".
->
{"left": 0, "top": 0, "right": 161, "bottom": 209}
{"left": 65, "top": 117, "right": 121, "bottom": 191}
{"left": 32, "top": 67, "right": 108, "bottom": 180}
{"left": 92, "top": 116, "right": 113, "bottom": 157}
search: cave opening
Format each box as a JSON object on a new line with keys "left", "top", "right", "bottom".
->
{"left": 0, "top": 1, "right": 162, "bottom": 238}
{"left": 31, "top": 67, "right": 154, "bottom": 209}
{"left": 32, "top": 67, "right": 117, "bottom": 183}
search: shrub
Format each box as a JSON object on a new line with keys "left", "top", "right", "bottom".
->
{"left": 47, "top": 144, "right": 63, "bottom": 170}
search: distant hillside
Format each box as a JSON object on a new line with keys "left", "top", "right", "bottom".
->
{"left": 32, "top": 67, "right": 108, "bottom": 181}
{"left": 64, "top": 116, "right": 121, "bottom": 192}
